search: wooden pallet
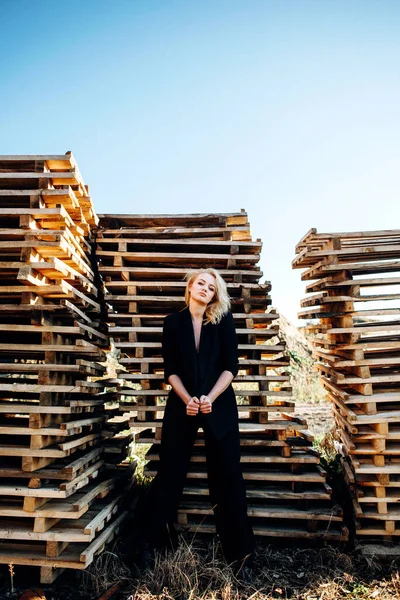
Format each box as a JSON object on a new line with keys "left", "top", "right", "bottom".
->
{"left": 0, "top": 153, "right": 131, "bottom": 582}
{"left": 294, "top": 228, "right": 400, "bottom": 549}
{"left": 98, "top": 212, "right": 346, "bottom": 541}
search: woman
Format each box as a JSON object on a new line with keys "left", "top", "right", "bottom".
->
{"left": 139, "top": 268, "right": 255, "bottom": 571}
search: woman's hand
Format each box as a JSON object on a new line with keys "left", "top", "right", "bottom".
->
{"left": 186, "top": 397, "right": 200, "bottom": 416}
{"left": 199, "top": 395, "right": 213, "bottom": 414}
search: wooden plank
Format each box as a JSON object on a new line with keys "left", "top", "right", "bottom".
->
{"left": 179, "top": 502, "right": 342, "bottom": 521}
{"left": 79, "top": 511, "right": 127, "bottom": 563}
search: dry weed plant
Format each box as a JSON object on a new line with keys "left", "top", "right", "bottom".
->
{"left": 75, "top": 535, "right": 400, "bottom": 600}
{"left": 130, "top": 536, "right": 254, "bottom": 600}
{"left": 79, "top": 542, "right": 133, "bottom": 597}
{"left": 313, "top": 427, "right": 341, "bottom": 467}
{"left": 126, "top": 537, "right": 400, "bottom": 600}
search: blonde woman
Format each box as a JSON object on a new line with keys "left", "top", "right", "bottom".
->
{"left": 138, "top": 269, "right": 255, "bottom": 573}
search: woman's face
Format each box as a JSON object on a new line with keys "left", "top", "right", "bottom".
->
{"left": 189, "top": 273, "right": 216, "bottom": 306}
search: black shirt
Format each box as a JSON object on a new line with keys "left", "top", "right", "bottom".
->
{"left": 162, "top": 306, "right": 239, "bottom": 440}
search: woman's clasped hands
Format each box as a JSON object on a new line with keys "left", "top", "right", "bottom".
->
{"left": 186, "top": 395, "right": 212, "bottom": 416}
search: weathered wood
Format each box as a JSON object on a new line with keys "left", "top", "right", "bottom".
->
{"left": 0, "top": 154, "right": 128, "bottom": 582}
{"left": 294, "top": 227, "right": 400, "bottom": 546}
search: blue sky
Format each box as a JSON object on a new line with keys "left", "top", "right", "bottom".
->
{"left": 1, "top": 0, "right": 399, "bottom": 322}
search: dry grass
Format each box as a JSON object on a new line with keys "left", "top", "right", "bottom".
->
{"left": 129, "top": 540, "right": 400, "bottom": 600}
{"left": 76, "top": 536, "right": 400, "bottom": 600}
{"left": 79, "top": 545, "right": 132, "bottom": 598}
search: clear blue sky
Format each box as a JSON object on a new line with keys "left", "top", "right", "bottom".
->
{"left": 1, "top": 0, "right": 399, "bottom": 323}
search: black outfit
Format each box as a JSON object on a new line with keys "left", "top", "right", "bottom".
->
{"left": 142, "top": 307, "right": 255, "bottom": 563}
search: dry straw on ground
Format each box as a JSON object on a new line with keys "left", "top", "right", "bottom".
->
{"left": 79, "top": 535, "right": 400, "bottom": 600}
{"left": 131, "top": 541, "right": 400, "bottom": 600}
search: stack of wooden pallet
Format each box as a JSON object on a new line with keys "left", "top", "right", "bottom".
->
{"left": 293, "top": 228, "right": 400, "bottom": 546}
{"left": 98, "top": 211, "right": 345, "bottom": 541}
{"left": 0, "top": 154, "right": 130, "bottom": 583}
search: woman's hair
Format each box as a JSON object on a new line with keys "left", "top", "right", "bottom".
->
{"left": 184, "top": 268, "right": 231, "bottom": 324}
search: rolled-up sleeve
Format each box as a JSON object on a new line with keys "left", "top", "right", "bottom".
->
{"left": 162, "top": 315, "right": 179, "bottom": 383}
{"left": 220, "top": 312, "right": 239, "bottom": 378}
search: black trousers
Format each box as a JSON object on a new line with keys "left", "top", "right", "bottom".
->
{"left": 141, "top": 411, "right": 255, "bottom": 564}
